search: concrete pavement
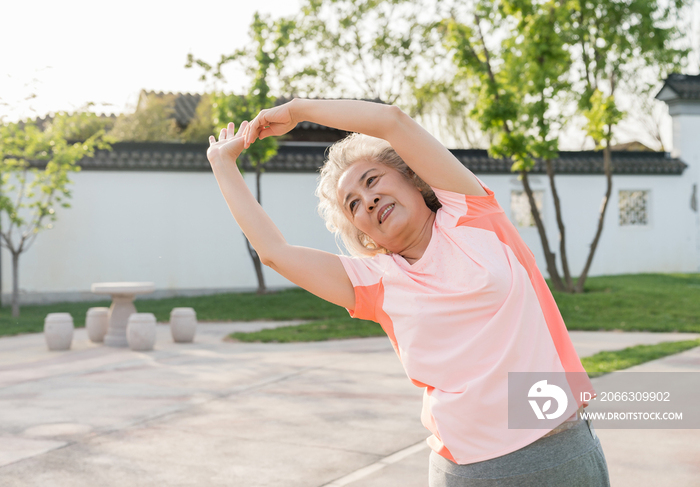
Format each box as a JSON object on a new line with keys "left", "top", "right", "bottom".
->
{"left": 0, "top": 324, "right": 698, "bottom": 486}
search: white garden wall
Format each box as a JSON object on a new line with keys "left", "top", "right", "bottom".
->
{"left": 1, "top": 164, "right": 695, "bottom": 304}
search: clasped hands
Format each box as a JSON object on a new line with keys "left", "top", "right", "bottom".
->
{"left": 207, "top": 102, "right": 297, "bottom": 165}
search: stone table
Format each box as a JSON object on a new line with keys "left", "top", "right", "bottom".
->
{"left": 91, "top": 282, "right": 155, "bottom": 347}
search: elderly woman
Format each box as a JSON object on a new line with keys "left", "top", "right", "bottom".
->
{"left": 207, "top": 99, "right": 610, "bottom": 486}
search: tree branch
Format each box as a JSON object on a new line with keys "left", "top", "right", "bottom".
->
{"left": 19, "top": 188, "right": 55, "bottom": 254}
{"left": 521, "top": 170, "right": 566, "bottom": 290}
{"left": 8, "top": 167, "right": 29, "bottom": 237}
{"left": 474, "top": 14, "right": 498, "bottom": 89}
{"left": 575, "top": 124, "right": 614, "bottom": 292}
{"left": 577, "top": 7, "right": 595, "bottom": 93}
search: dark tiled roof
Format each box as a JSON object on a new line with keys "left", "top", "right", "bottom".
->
{"left": 173, "top": 93, "right": 202, "bottom": 127}
{"left": 68, "top": 142, "right": 687, "bottom": 175}
{"left": 451, "top": 149, "right": 686, "bottom": 175}
{"left": 656, "top": 73, "right": 700, "bottom": 100}
{"left": 141, "top": 91, "right": 202, "bottom": 127}
{"left": 74, "top": 142, "right": 329, "bottom": 172}
{"left": 609, "top": 141, "right": 655, "bottom": 152}
{"left": 141, "top": 91, "right": 356, "bottom": 137}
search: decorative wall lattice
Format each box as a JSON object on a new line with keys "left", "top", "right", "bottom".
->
{"left": 511, "top": 190, "right": 544, "bottom": 227}
{"left": 619, "top": 190, "right": 649, "bottom": 226}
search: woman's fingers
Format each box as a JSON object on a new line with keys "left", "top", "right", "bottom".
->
{"left": 242, "top": 123, "right": 251, "bottom": 148}
{"left": 247, "top": 114, "right": 259, "bottom": 143}
{"left": 210, "top": 121, "right": 253, "bottom": 145}
{"left": 246, "top": 111, "right": 267, "bottom": 146}
{"left": 246, "top": 120, "right": 262, "bottom": 148}
{"left": 237, "top": 120, "right": 248, "bottom": 138}
{"left": 238, "top": 105, "right": 285, "bottom": 147}
{"left": 258, "top": 127, "right": 273, "bottom": 140}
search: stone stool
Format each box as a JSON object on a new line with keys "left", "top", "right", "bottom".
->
{"left": 170, "top": 307, "right": 197, "bottom": 343}
{"left": 86, "top": 307, "right": 109, "bottom": 343}
{"left": 44, "top": 313, "right": 74, "bottom": 351}
{"left": 126, "top": 313, "right": 156, "bottom": 352}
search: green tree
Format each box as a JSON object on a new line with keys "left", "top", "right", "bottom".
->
{"left": 0, "top": 112, "right": 110, "bottom": 316}
{"left": 108, "top": 91, "right": 214, "bottom": 143}
{"left": 294, "top": 0, "right": 472, "bottom": 144}
{"left": 568, "top": 0, "right": 689, "bottom": 291}
{"left": 440, "top": 0, "right": 690, "bottom": 292}
{"left": 440, "top": 0, "right": 572, "bottom": 289}
{"left": 298, "top": 0, "right": 438, "bottom": 107}
{"left": 186, "top": 12, "right": 298, "bottom": 294}
{"left": 180, "top": 94, "right": 216, "bottom": 143}
{"left": 49, "top": 105, "right": 116, "bottom": 142}
{"left": 109, "top": 93, "right": 180, "bottom": 142}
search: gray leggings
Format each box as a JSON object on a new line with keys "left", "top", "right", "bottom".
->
{"left": 429, "top": 420, "right": 610, "bottom": 487}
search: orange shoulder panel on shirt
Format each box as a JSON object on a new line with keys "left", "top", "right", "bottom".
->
{"left": 353, "top": 280, "right": 402, "bottom": 360}
{"left": 456, "top": 194, "right": 589, "bottom": 378}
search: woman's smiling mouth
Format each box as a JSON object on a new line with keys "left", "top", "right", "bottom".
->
{"left": 378, "top": 203, "right": 395, "bottom": 224}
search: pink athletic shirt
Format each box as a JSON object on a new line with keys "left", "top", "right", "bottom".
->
{"left": 338, "top": 179, "right": 595, "bottom": 465}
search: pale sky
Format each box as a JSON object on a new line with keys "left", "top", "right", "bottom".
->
{"left": 0, "top": 0, "right": 301, "bottom": 121}
{"left": 1, "top": 0, "right": 698, "bottom": 150}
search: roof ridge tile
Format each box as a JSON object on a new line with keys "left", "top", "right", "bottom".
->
{"left": 59, "top": 142, "right": 686, "bottom": 176}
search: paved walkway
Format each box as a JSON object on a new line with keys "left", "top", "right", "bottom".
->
{"left": 0, "top": 323, "right": 698, "bottom": 486}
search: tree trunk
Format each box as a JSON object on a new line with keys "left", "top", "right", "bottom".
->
{"left": 521, "top": 170, "right": 566, "bottom": 291}
{"left": 246, "top": 238, "right": 267, "bottom": 294}
{"left": 545, "top": 159, "right": 573, "bottom": 291}
{"left": 247, "top": 163, "right": 267, "bottom": 294}
{"left": 575, "top": 145, "right": 613, "bottom": 293}
{"left": 11, "top": 251, "right": 19, "bottom": 317}
{"left": 0, "top": 216, "right": 3, "bottom": 308}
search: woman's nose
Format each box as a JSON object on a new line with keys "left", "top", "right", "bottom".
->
{"left": 367, "top": 197, "right": 380, "bottom": 211}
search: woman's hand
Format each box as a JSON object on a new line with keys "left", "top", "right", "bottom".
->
{"left": 207, "top": 121, "right": 248, "bottom": 166}
{"left": 243, "top": 101, "right": 298, "bottom": 148}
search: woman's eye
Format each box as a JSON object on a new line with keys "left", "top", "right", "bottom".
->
{"left": 350, "top": 200, "right": 358, "bottom": 212}
{"left": 367, "top": 176, "right": 376, "bottom": 186}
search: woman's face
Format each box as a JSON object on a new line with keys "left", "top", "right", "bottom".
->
{"left": 336, "top": 159, "right": 432, "bottom": 253}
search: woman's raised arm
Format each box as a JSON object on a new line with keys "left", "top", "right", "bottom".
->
{"left": 244, "top": 99, "right": 487, "bottom": 197}
{"left": 207, "top": 122, "right": 355, "bottom": 310}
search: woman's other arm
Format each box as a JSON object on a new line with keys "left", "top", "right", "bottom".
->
{"left": 207, "top": 122, "right": 355, "bottom": 310}
{"left": 244, "top": 99, "right": 487, "bottom": 197}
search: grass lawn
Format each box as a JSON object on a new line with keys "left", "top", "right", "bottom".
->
{"left": 2, "top": 273, "right": 698, "bottom": 376}
{"left": 551, "top": 273, "right": 700, "bottom": 333}
{"left": 1, "top": 273, "right": 698, "bottom": 340}
{"left": 581, "top": 340, "right": 700, "bottom": 378}
{"left": 229, "top": 318, "right": 382, "bottom": 343}
{"left": 0, "top": 288, "right": 356, "bottom": 337}
{"left": 581, "top": 339, "right": 700, "bottom": 377}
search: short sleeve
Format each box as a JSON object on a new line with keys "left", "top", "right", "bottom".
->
{"left": 431, "top": 176, "right": 501, "bottom": 228}
{"left": 337, "top": 254, "right": 386, "bottom": 322}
